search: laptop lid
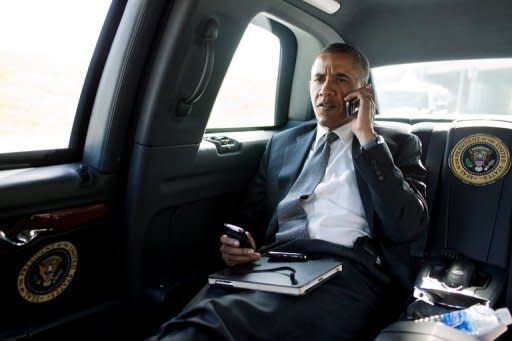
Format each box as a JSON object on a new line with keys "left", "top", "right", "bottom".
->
{"left": 208, "top": 257, "right": 343, "bottom": 296}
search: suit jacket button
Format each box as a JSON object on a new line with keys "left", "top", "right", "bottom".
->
{"left": 378, "top": 175, "right": 384, "bottom": 181}
{"left": 370, "top": 160, "right": 377, "bottom": 166}
{"left": 375, "top": 170, "right": 382, "bottom": 175}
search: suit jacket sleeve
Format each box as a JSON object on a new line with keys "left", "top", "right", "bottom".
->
{"left": 354, "top": 133, "right": 428, "bottom": 243}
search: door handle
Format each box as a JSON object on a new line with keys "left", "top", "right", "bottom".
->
{"left": 204, "top": 136, "right": 241, "bottom": 154}
{"left": 0, "top": 228, "right": 52, "bottom": 246}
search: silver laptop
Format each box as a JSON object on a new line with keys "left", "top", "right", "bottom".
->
{"left": 208, "top": 256, "right": 343, "bottom": 296}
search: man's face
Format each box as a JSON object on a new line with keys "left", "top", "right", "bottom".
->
{"left": 309, "top": 52, "right": 363, "bottom": 130}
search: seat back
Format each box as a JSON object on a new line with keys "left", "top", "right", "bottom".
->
{"left": 411, "top": 120, "right": 512, "bottom": 307}
{"left": 410, "top": 122, "right": 450, "bottom": 258}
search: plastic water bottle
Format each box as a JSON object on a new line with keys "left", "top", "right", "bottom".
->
{"left": 415, "top": 304, "right": 512, "bottom": 341}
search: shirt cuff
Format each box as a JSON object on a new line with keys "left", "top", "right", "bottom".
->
{"left": 361, "top": 135, "right": 385, "bottom": 151}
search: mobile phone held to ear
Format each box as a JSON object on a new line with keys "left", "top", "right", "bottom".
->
{"left": 223, "top": 223, "right": 252, "bottom": 249}
{"left": 345, "top": 98, "right": 360, "bottom": 116}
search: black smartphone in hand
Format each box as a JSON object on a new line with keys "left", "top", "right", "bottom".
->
{"left": 345, "top": 98, "right": 360, "bottom": 116}
{"left": 223, "top": 223, "right": 252, "bottom": 249}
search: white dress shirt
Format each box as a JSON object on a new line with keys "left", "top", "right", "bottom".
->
{"left": 302, "top": 124, "right": 371, "bottom": 247}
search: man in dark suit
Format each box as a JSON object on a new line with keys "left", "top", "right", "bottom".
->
{"left": 150, "top": 43, "right": 428, "bottom": 340}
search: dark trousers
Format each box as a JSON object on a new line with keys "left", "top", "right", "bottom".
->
{"left": 148, "top": 257, "right": 399, "bottom": 341}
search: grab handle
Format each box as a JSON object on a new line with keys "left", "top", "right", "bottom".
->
{"left": 177, "top": 18, "right": 219, "bottom": 117}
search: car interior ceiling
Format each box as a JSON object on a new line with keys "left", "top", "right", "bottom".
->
{"left": 2, "top": 0, "right": 512, "bottom": 339}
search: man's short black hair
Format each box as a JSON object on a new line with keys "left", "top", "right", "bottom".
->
{"left": 321, "top": 43, "right": 370, "bottom": 84}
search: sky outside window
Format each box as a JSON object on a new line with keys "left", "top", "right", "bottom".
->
{"left": 0, "top": 0, "right": 111, "bottom": 153}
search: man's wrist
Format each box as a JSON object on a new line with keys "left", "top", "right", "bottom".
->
{"left": 361, "top": 134, "right": 385, "bottom": 151}
{"left": 357, "top": 131, "right": 377, "bottom": 145}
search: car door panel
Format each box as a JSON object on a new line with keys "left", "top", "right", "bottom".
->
{"left": 0, "top": 174, "right": 118, "bottom": 339}
{"left": 0, "top": 0, "right": 135, "bottom": 337}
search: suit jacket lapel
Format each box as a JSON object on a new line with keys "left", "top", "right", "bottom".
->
{"left": 278, "top": 129, "right": 316, "bottom": 198}
{"left": 352, "top": 138, "right": 375, "bottom": 230}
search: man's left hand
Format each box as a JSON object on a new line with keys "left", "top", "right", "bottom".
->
{"left": 345, "top": 84, "right": 377, "bottom": 144}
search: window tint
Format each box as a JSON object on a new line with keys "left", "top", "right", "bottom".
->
{"left": 0, "top": 0, "right": 111, "bottom": 154}
{"left": 207, "top": 19, "right": 280, "bottom": 129}
{"left": 372, "top": 59, "right": 512, "bottom": 117}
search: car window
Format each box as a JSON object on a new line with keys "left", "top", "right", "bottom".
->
{"left": 372, "top": 59, "right": 512, "bottom": 118}
{"left": 0, "top": 0, "right": 111, "bottom": 154}
{"left": 206, "top": 17, "right": 281, "bottom": 129}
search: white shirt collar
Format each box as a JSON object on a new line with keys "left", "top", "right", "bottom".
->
{"left": 313, "top": 123, "right": 353, "bottom": 149}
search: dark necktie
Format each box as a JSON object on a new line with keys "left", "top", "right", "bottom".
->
{"left": 275, "top": 131, "right": 339, "bottom": 242}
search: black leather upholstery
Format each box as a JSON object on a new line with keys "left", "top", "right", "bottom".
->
{"left": 412, "top": 121, "right": 512, "bottom": 268}
{"left": 408, "top": 119, "right": 512, "bottom": 311}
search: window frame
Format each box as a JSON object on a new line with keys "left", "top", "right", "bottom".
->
{"left": 0, "top": 0, "right": 127, "bottom": 171}
{"left": 205, "top": 16, "right": 297, "bottom": 134}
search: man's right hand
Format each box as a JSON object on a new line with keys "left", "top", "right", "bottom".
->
{"left": 220, "top": 232, "right": 261, "bottom": 267}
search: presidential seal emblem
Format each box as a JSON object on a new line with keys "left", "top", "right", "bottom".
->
{"left": 449, "top": 134, "right": 511, "bottom": 186}
{"left": 17, "top": 241, "right": 78, "bottom": 303}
